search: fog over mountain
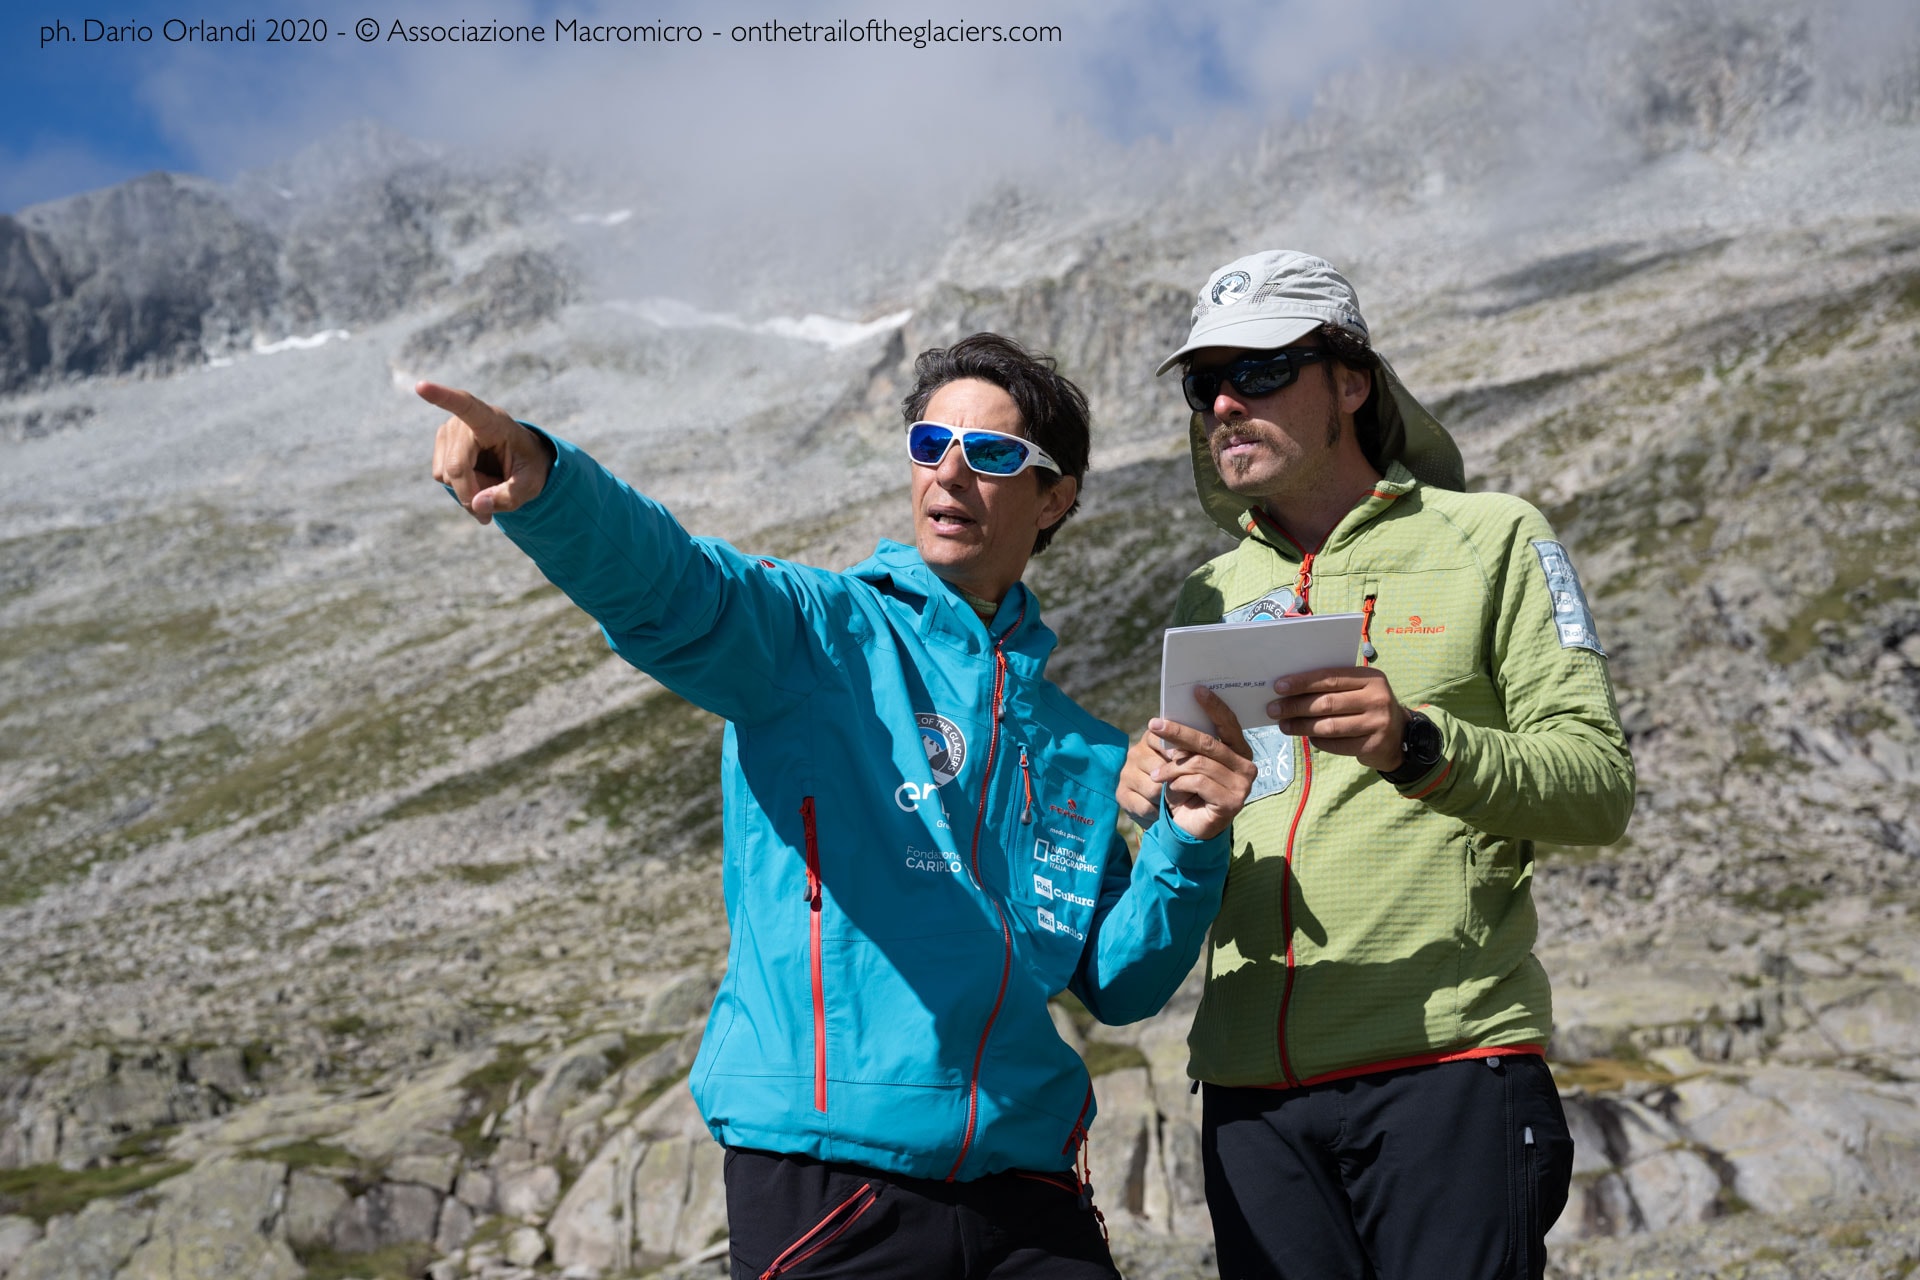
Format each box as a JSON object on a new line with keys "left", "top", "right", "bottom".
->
{"left": 3, "top": 1, "right": 1920, "bottom": 1277}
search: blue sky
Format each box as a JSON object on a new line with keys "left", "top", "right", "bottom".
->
{"left": 1, "top": 0, "right": 1533, "bottom": 214}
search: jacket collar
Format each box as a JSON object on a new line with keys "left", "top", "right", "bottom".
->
{"left": 849, "top": 540, "right": 1058, "bottom": 673}
{"left": 1229, "top": 463, "right": 1421, "bottom": 562}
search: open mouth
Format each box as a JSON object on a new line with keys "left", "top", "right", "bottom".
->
{"left": 927, "top": 505, "right": 977, "bottom": 531}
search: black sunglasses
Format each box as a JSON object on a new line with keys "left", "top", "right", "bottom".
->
{"left": 1181, "top": 348, "right": 1328, "bottom": 413}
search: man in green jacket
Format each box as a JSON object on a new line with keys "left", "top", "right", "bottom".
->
{"left": 1118, "top": 251, "right": 1635, "bottom": 1280}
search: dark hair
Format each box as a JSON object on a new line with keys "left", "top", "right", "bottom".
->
{"left": 902, "top": 332, "right": 1089, "bottom": 554}
{"left": 1315, "top": 322, "right": 1387, "bottom": 473}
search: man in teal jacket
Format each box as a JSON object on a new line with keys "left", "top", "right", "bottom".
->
{"left": 424, "top": 333, "right": 1255, "bottom": 1278}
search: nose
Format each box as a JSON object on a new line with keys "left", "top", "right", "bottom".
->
{"left": 1212, "top": 386, "right": 1246, "bottom": 422}
{"left": 933, "top": 437, "right": 973, "bottom": 487}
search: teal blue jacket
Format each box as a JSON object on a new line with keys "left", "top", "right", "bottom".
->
{"left": 495, "top": 435, "right": 1229, "bottom": 1180}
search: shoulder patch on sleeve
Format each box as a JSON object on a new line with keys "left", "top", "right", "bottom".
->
{"left": 1530, "top": 539, "right": 1607, "bottom": 657}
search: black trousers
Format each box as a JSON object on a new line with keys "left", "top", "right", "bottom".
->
{"left": 723, "top": 1147, "right": 1119, "bottom": 1280}
{"left": 1203, "top": 1054, "right": 1574, "bottom": 1280}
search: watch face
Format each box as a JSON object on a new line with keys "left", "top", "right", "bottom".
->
{"left": 1406, "top": 713, "right": 1442, "bottom": 765}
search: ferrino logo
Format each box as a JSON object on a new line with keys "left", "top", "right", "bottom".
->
{"left": 1047, "top": 798, "right": 1095, "bottom": 827}
{"left": 1384, "top": 614, "right": 1447, "bottom": 637}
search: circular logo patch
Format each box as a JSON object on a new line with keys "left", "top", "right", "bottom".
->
{"left": 1210, "top": 270, "right": 1253, "bottom": 306}
{"left": 1236, "top": 589, "right": 1299, "bottom": 621}
{"left": 916, "top": 712, "right": 967, "bottom": 787}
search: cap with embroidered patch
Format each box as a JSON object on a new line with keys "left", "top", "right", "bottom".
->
{"left": 1156, "top": 251, "right": 1368, "bottom": 374}
{"left": 1159, "top": 249, "right": 1465, "bottom": 491}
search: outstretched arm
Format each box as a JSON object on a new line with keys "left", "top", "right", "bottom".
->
{"left": 421, "top": 382, "right": 825, "bottom": 724}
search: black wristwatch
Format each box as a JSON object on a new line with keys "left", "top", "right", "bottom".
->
{"left": 1378, "top": 710, "right": 1442, "bottom": 786}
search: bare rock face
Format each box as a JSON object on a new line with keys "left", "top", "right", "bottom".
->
{"left": 281, "top": 1170, "right": 348, "bottom": 1251}
{"left": 11, "top": 174, "right": 279, "bottom": 388}
{"left": 0, "top": 1216, "right": 43, "bottom": 1276}
{"left": 7, "top": 1198, "right": 151, "bottom": 1280}
{"left": 0, "top": 125, "right": 547, "bottom": 394}
{"left": 328, "top": 1180, "right": 443, "bottom": 1252}
{"left": 117, "top": 1160, "right": 301, "bottom": 1280}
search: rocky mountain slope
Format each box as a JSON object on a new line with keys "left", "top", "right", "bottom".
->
{"left": 3, "top": 3, "right": 1919, "bottom": 1277}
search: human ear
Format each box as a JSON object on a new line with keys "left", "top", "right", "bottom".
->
{"left": 1337, "top": 365, "right": 1372, "bottom": 415}
{"left": 1037, "top": 474, "right": 1078, "bottom": 528}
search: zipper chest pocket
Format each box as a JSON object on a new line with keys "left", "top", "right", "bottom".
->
{"left": 800, "top": 796, "right": 826, "bottom": 1114}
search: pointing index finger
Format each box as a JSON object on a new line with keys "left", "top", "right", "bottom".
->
{"left": 416, "top": 380, "right": 513, "bottom": 442}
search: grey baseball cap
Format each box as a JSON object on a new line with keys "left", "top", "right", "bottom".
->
{"left": 1159, "top": 249, "right": 1465, "bottom": 491}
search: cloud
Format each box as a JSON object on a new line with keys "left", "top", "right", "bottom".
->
{"left": 12, "top": 0, "right": 1916, "bottom": 289}
{"left": 0, "top": 140, "right": 152, "bottom": 215}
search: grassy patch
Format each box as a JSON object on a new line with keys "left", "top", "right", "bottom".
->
{"left": 1823, "top": 1221, "right": 1874, "bottom": 1249}
{"left": 375, "top": 686, "right": 721, "bottom": 845}
{"left": 1547, "top": 1057, "right": 1680, "bottom": 1094}
{"left": 0, "top": 724, "right": 245, "bottom": 908}
{"left": 1730, "top": 883, "right": 1827, "bottom": 915}
{"left": 625, "top": 1066, "right": 691, "bottom": 1118}
{"left": 1762, "top": 538, "right": 1915, "bottom": 666}
{"left": 247, "top": 1138, "right": 363, "bottom": 1174}
{"left": 446, "top": 861, "right": 527, "bottom": 887}
{"left": 451, "top": 1044, "right": 535, "bottom": 1160}
{"left": 107, "top": 1125, "right": 180, "bottom": 1161}
{"left": 292, "top": 1241, "right": 436, "bottom": 1280}
{"left": 1081, "top": 1041, "right": 1149, "bottom": 1078}
{"left": 606, "top": 1031, "right": 677, "bottom": 1076}
{"left": 0, "top": 1159, "right": 192, "bottom": 1224}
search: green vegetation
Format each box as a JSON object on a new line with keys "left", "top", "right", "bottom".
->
{"left": 1731, "top": 883, "right": 1828, "bottom": 915}
{"left": 451, "top": 1044, "right": 535, "bottom": 1160}
{"left": 247, "top": 1138, "right": 362, "bottom": 1174}
{"left": 1761, "top": 533, "right": 1915, "bottom": 666}
{"left": 0, "top": 724, "right": 245, "bottom": 908}
{"left": 108, "top": 1125, "right": 180, "bottom": 1160}
{"left": 1547, "top": 1056, "right": 1680, "bottom": 1094}
{"left": 1081, "top": 1041, "right": 1149, "bottom": 1077}
{"left": 606, "top": 1031, "right": 677, "bottom": 1076}
{"left": 0, "top": 1159, "right": 191, "bottom": 1224}
{"left": 1823, "top": 1221, "right": 1874, "bottom": 1250}
{"left": 446, "top": 861, "right": 527, "bottom": 887}
{"left": 292, "top": 1241, "right": 436, "bottom": 1280}
{"left": 376, "top": 687, "right": 722, "bottom": 845}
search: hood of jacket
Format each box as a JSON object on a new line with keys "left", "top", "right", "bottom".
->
{"left": 847, "top": 538, "right": 1060, "bottom": 676}
{"left": 1186, "top": 352, "right": 1467, "bottom": 541}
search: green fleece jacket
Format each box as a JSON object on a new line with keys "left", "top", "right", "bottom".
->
{"left": 1173, "top": 417, "right": 1635, "bottom": 1088}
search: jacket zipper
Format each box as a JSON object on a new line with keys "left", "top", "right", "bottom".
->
{"left": 1061, "top": 1082, "right": 1094, "bottom": 1156}
{"left": 800, "top": 796, "right": 826, "bottom": 1114}
{"left": 945, "top": 609, "right": 1022, "bottom": 1181}
{"left": 1270, "top": 533, "right": 1327, "bottom": 1084}
{"left": 1275, "top": 742, "right": 1312, "bottom": 1087}
{"left": 757, "top": 1181, "right": 878, "bottom": 1279}
{"left": 1019, "top": 745, "right": 1034, "bottom": 824}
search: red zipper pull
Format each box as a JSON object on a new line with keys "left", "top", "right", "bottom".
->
{"left": 800, "top": 797, "right": 821, "bottom": 905}
{"left": 1019, "top": 746, "right": 1033, "bottom": 825}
